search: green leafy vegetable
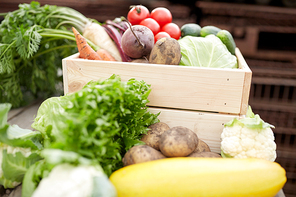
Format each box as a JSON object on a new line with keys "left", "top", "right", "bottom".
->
{"left": 31, "top": 75, "right": 159, "bottom": 176}
{"left": 178, "top": 35, "right": 238, "bottom": 69}
{"left": 22, "top": 149, "right": 98, "bottom": 197}
{"left": 22, "top": 160, "right": 47, "bottom": 197}
{"left": 28, "top": 162, "right": 116, "bottom": 197}
{"left": 224, "top": 106, "right": 275, "bottom": 129}
{"left": 2, "top": 151, "right": 42, "bottom": 183}
{"left": 0, "top": 1, "right": 98, "bottom": 108}
{"left": 0, "top": 103, "right": 43, "bottom": 189}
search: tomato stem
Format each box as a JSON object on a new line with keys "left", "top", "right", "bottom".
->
{"left": 135, "top": 6, "right": 142, "bottom": 14}
{"left": 129, "top": 5, "right": 142, "bottom": 14}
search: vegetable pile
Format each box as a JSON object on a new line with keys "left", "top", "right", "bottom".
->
{"left": 0, "top": 2, "right": 239, "bottom": 108}
{"left": 122, "top": 122, "right": 221, "bottom": 166}
{"left": 0, "top": 75, "right": 159, "bottom": 196}
{"left": 127, "top": 6, "right": 180, "bottom": 41}
{"left": 71, "top": 4, "right": 238, "bottom": 69}
{"left": 0, "top": 2, "right": 287, "bottom": 197}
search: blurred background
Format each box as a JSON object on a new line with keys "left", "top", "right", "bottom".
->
{"left": 1, "top": 0, "right": 295, "bottom": 196}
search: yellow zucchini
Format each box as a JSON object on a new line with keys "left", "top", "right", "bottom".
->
{"left": 109, "top": 157, "right": 286, "bottom": 197}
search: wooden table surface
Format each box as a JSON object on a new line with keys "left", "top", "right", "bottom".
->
{"left": 6, "top": 100, "right": 286, "bottom": 197}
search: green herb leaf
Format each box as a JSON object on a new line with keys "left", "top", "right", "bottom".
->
{"left": 0, "top": 2, "right": 92, "bottom": 108}
{"left": 14, "top": 25, "right": 42, "bottom": 59}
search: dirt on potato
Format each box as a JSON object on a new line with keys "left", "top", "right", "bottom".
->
{"left": 141, "top": 122, "right": 170, "bottom": 150}
{"left": 149, "top": 37, "right": 181, "bottom": 65}
{"left": 159, "top": 126, "right": 198, "bottom": 157}
{"left": 122, "top": 145, "right": 166, "bottom": 166}
{"left": 188, "top": 151, "right": 222, "bottom": 158}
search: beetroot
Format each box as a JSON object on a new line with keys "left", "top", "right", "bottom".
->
{"left": 121, "top": 25, "right": 154, "bottom": 59}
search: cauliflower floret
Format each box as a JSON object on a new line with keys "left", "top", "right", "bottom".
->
{"left": 221, "top": 125, "right": 277, "bottom": 161}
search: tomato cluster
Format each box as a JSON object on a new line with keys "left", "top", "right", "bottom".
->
{"left": 127, "top": 5, "right": 181, "bottom": 42}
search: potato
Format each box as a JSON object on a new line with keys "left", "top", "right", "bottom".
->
{"left": 122, "top": 145, "right": 166, "bottom": 166}
{"left": 159, "top": 126, "right": 199, "bottom": 157}
{"left": 131, "top": 58, "right": 149, "bottom": 64}
{"left": 192, "top": 139, "right": 211, "bottom": 153}
{"left": 149, "top": 37, "right": 181, "bottom": 65}
{"left": 141, "top": 122, "right": 170, "bottom": 150}
{"left": 188, "top": 151, "right": 222, "bottom": 158}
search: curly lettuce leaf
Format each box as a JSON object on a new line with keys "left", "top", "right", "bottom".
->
{"left": 178, "top": 35, "right": 238, "bottom": 69}
{"left": 224, "top": 106, "right": 275, "bottom": 129}
{"left": 31, "top": 75, "right": 159, "bottom": 176}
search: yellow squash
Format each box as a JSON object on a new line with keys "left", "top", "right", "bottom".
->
{"left": 109, "top": 157, "right": 286, "bottom": 197}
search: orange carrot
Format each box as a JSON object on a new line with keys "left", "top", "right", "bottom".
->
{"left": 72, "top": 27, "right": 102, "bottom": 60}
{"left": 96, "top": 48, "right": 117, "bottom": 61}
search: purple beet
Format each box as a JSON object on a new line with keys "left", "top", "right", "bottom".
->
{"left": 121, "top": 25, "right": 154, "bottom": 59}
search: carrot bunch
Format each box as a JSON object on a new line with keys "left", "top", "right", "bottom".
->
{"left": 72, "top": 27, "right": 116, "bottom": 61}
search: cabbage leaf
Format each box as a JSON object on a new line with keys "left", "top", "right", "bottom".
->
{"left": 0, "top": 103, "right": 43, "bottom": 188}
{"left": 178, "top": 35, "right": 238, "bottom": 69}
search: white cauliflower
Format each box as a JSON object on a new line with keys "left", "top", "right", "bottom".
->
{"left": 221, "top": 106, "right": 277, "bottom": 162}
{"left": 32, "top": 163, "right": 117, "bottom": 197}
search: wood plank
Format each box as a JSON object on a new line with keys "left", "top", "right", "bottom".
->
{"left": 236, "top": 48, "right": 252, "bottom": 115}
{"left": 7, "top": 100, "right": 43, "bottom": 130}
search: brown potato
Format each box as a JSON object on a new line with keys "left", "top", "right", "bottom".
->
{"left": 141, "top": 122, "right": 170, "bottom": 150}
{"left": 149, "top": 37, "right": 181, "bottom": 65}
{"left": 192, "top": 139, "right": 211, "bottom": 153}
{"left": 188, "top": 151, "right": 222, "bottom": 158}
{"left": 159, "top": 126, "right": 199, "bottom": 157}
{"left": 122, "top": 145, "right": 166, "bottom": 166}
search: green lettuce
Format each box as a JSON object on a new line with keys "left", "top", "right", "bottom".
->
{"left": 31, "top": 96, "right": 69, "bottom": 136}
{"left": 31, "top": 75, "right": 159, "bottom": 176}
{"left": 0, "top": 103, "right": 43, "bottom": 188}
{"left": 178, "top": 35, "right": 238, "bottom": 69}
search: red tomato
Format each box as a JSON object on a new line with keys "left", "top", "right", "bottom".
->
{"left": 154, "top": 31, "right": 171, "bottom": 43}
{"left": 161, "top": 23, "right": 181, "bottom": 40}
{"left": 139, "top": 18, "right": 160, "bottom": 35}
{"left": 151, "top": 7, "right": 172, "bottom": 27}
{"left": 127, "top": 5, "right": 150, "bottom": 25}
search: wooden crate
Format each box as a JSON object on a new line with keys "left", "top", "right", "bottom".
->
{"left": 62, "top": 48, "right": 252, "bottom": 153}
{"left": 62, "top": 48, "right": 251, "bottom": 114}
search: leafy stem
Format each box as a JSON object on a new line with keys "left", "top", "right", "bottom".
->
{"left": 0, "top": 40, "right": 16, "bottom": 60}
{"left": 31, "top": 44, "right": 77, "bottom": 59}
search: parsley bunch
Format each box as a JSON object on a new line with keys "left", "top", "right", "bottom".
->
{"left": 0, "top": 1, "right": 97, "bottom": 108}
